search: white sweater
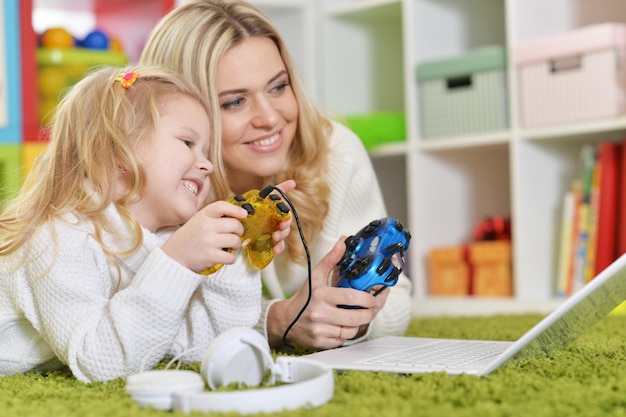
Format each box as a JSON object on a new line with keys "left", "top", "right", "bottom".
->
{"left": 0, "top": 204, "right": 261, "bottom": 383}
{"left": 256, "top": 121, "right": 413, "bottom": 342}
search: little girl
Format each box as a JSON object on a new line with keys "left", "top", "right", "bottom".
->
{"left": 0, "top": 65, "right": 290, "bottom": 383}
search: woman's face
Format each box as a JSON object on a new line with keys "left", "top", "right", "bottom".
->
{"left": 216, "top": 36, "right": 299, "bottom": 194}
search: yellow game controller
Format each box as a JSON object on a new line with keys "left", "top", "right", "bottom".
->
{"left": 201, "top": 186, "right": 291, "bottom": 274}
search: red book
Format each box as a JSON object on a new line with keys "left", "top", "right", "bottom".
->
{"left": 595, "top": 141, "right": 622, "bottom": 275}
{"left": 618, "top": 138, "right": 626, "bottom": 257}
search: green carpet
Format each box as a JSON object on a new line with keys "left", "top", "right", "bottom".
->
{"left": 3, "top": 313, "right": 626, "bottom": 417}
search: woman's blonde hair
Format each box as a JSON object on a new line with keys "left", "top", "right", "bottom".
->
{"left": 141, "top": 0, "right": 331, "bottom": 264}
{"left": 0, "top": 64, "right": 222, "bottom": 273}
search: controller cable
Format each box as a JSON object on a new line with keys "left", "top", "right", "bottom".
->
{"left": 262, "top": 186, "right": 397, "bottom": 349}
{"left": 260, "top": 185, "right": 312, "bottom": 349}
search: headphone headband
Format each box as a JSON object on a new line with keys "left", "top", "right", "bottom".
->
{"left": 126, "top": 328, "right": 335, "bottom": 414}
{"left": 174, "top": 357, "right": 334, "bottom": 414}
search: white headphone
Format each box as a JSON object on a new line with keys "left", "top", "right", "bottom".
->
{"left": 125, "top": 327, "right": 335, "bottom": 414}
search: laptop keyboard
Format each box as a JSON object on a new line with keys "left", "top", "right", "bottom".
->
{"left": 359, "top": 341, "right": 509, "bottom": 369}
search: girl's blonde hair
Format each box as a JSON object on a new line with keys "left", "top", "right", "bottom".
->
{"left": 0, "top": 65, "right": 223, "bottom": 271}
{"left": 141, "top": 0, "right": 331, "bottom": 264}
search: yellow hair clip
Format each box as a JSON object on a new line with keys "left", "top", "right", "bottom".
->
{"left": 115, "top": 71, "right": 140, "bottom": 89}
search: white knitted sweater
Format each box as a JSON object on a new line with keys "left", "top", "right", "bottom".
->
{"left": 0, "top": 204, "right": 261, "bottom": 383}
{"left": 256, "top": 121, "right": 413, "bottom": 342}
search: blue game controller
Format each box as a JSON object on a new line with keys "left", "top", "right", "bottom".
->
{"left": 335, "top": 217, "right": 411, "bottom": 297}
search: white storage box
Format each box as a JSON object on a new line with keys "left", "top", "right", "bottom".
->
{"left": 416, "top": 46, "right": 508, "bottom": 139}
{"left": 515, "top": 23, "right": 626, "bottom": 128}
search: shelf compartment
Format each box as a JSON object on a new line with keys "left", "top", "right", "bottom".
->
{"left": 324, "top": 1, "right": 404, "bottom": 115}
{"left": 410, "top": 146, "right": 511, "bottom": 298}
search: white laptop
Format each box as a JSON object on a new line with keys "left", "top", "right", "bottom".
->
{"left": 305, "top": 253, "right": 626, "bottom": 376}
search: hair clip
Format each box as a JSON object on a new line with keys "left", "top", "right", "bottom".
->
{"left": 115, "top": 71, "right": 140, "bottom": 89}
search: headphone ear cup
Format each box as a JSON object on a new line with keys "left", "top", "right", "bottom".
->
{"left": 125, "top": 369, "right": 204, "bottom": 410}
{"left": 200, "top": 327, "right": 273, "bottom": 390}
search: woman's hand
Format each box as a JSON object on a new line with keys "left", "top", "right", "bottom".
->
{"left": 265, "top": 238, "right": 389, "bottom": 350}
{"left": 270, "top": 179, "right": 296, "bottom": 256}
{"left": 162, "top": 201, "right": 248, "bottom": 272}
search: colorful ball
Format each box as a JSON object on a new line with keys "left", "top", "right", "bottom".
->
{"left": 109, "top": 36, "right": 124, "bottom": 53}
{"left": 41, "top": 27, "right": 74, "bottom": 48}
{"left": 81, "top": 30, "right": 109, "bottom": 50}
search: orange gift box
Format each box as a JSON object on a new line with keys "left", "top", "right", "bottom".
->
{"left": 427, "top": 246, "right": 470, "bottom": 296}
{"left": 468, "top": 241, "right": 513, "bottom": 297}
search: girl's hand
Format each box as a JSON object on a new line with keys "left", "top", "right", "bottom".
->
{"left": 265, "top": 238, "right": 388, "bottom": 350}
{"left": 162, "top": 201, "right": 248, "bottom": 272}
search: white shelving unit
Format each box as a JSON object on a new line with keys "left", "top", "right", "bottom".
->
{"left": 407, "top": 0, "right": 513, "bottom": 316}
{"left": 257, "top": 0, "right": 626, "bottom": 316}
{"left": 35, "top": 0, "right": 626, "bottom": 317}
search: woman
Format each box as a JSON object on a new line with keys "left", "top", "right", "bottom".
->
{"left": 140, "top": 0, "right": 413, "bottom": 350}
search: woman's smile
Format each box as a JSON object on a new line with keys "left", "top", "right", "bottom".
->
{"left": 245, "top": 130, "right": 283, "bottom": 152}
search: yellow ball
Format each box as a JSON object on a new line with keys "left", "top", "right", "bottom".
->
{"left": 109, "top": 36, "right": 124, "bottom": 53}
{"left": 41, "top": 27, "right": 74, "bottom": 48}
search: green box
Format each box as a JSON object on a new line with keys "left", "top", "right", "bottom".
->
{"left": 416, "top": 46, "right": 509, "bottom": 139}
{"left": 344, "top": 112, "right": 406, "bottom": 150}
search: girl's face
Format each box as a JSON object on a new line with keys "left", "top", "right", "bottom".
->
{"left": 216, "top": 36, "right": 299, "bottom": 194}
{"left": 129, "top": 93, "right": 213, "bottom": 232}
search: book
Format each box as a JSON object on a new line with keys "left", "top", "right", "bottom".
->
{"left": 594, "top": 141, "right": 621, "bottom": 276}
{"left": 556, "top": 190, "right": 575, "bottom": 297}
{"left": 618, "top": 138, "right": 626, "bottom": 257}
{"left": 584, "top": 151, "right": 601, "bottom": 282}
{"left": 571, "top": 145, "right": 596, "bottom": 294}
{"left": 565, "top": 180, "right": 583, "bottom": 297}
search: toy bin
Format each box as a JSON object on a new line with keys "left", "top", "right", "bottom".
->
{"left": 416, "top": 46, "right": 508, "bottom": 139}
{"left": 37, "top": 47, "right": 128, "bottom": 126}
{"left": 344, "top": 112, "right": 406, "bottom": 150}
{"left": 515, "top": 23, "right": 626, "bottom": 128}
